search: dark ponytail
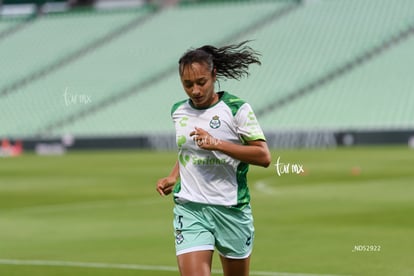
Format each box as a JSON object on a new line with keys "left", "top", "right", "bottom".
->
{"left": 178, "top": 40, "right": 261, "bottom": 80}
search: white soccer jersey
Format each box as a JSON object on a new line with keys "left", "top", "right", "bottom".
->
{"left": 171, "top": 91, "right": 266, "bottom": 207}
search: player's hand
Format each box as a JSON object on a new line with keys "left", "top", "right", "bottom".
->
{"left": 156, "top": 176, "right": 176, "bottom": 196}
{"left": 190, "top": 127, "right": 221, "bottom": 150}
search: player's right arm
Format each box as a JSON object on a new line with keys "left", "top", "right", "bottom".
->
{"left": 156, "top": 161, "right": 179, "bottom": 196}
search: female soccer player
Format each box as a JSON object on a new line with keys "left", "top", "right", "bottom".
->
{"left": 156, "top": 41, "right": 271, "bottom": 276}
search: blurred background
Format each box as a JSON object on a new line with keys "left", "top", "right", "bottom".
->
{"left": 1, "top": 1, "right": 414, "bottom": 276}
{"left": 1, "top": 0, "right": 413, "bottom": 155}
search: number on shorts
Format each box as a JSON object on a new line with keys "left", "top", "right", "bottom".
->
{"left": 177, "top": 215, "right": 183, "bottom": 229}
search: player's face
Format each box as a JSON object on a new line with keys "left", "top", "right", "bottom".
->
{"left": 180, "top": 62, "right": 217, "bottom": 108}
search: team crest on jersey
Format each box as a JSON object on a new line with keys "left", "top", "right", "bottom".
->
{"left": 209, "top": 115, "right": 221, "bottom": 129}
{"left": 175, "top": 230, "right": 184, "bottom": 244}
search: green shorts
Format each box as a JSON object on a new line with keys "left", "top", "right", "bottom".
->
{"left": 173, "top": 201, "right": 254, "bottom": 259}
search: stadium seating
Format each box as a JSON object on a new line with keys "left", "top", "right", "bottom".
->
{"left": 0, "top": 9, "right": 148, "bottom": 92}
{"left": 51, "top": 1, "right": 292, "bottom": 137}
{"left": 0, "top": 6, "right": 153, "bottom": 137}
{"left": 1, "top": 0, "right": 414, "bottom": 139}
{"left": 0, "top": 0, "right": 291, "bottom": 138}
{"left": 0, "top": 17, "right": 24, "bottom": 34}
{"left": 220, "top": 0, "right": 414, "bottom": 129}
{"left": 258, "top": 32, "right": 414, "bottom": 131}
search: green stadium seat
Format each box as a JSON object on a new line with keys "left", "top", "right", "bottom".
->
{"left": 0, "top": 1, "right": 290, "bottom": 138}
{"left": 1, "top": 0, "right": 414, "bottom": 139}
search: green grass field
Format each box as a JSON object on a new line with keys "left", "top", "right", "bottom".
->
{"left": 1, "top": 147, "right": 413, "bottom": 276}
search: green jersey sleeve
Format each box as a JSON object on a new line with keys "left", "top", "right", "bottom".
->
{"left": 235, "top": 103, "right": 266, "bottom": 142}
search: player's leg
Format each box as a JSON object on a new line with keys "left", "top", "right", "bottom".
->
{"left": 173, "top": 202, "right": 215, "bottom": 276}
{"left": 177, "top": 250, "right": 214, "bottom": 276}
{"left": 211, "top": 204, "right": 255, "bottom": 276}
{"left": 220, "top": 255, "right": 250, "bottom": 276}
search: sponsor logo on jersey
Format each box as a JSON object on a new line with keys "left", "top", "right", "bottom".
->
{"left": 192, "top": 155, "right": 226, "bottom": 165}
{"left": 177, "top": 135, "right": 191, "bottom": 167}
{"left": 179, "top": 116, "right": 188, "bottom": 127}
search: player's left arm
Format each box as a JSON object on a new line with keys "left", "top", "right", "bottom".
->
{"left": 190, "top": 127, "right": 271, "bottom": 167}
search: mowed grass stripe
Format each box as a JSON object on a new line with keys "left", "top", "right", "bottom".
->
{"left": 0, "top": 147, "right": 413, "bottom": 276}
{"left": 0, "top": 259, "right": 347, "bottom": 276}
